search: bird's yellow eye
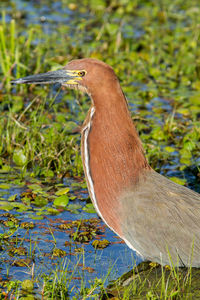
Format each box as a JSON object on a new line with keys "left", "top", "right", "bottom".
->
{"left": 78, "top": 71, "right": 86, "bottom": 77}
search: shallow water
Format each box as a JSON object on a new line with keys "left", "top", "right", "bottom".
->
{"left": 0, "top": 172, "right": 141, "bottom": 297}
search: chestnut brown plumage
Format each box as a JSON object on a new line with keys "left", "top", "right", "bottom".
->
{"left": 12, "top": 58, "right": 200, "bottom": 267}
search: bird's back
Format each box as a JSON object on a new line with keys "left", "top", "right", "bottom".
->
{"left": 121, "top": 169, "right": 200, "bottom": 267}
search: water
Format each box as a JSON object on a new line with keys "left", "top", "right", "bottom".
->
{"left": 0, "top": 172, "right": 141, "bottom": 297}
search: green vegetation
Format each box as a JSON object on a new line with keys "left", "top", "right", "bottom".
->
{"left": 1, "top": 0, "right": 200, "bottom": 183}
{"left": 0, "top": 0, "right": 200, "bottom": 298}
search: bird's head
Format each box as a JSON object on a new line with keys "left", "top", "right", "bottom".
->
{"left": 12, "top": 58, "right": 117, "bottom": 96}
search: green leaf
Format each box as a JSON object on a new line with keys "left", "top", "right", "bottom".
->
{"left": 13, "top": 149, "right": 27, "bottom": 166}
{"left": 151, "top": 127, "right": 165, "bottom": 141}
{"left": 0, "top": 203, "right": 13, "bottom": 211}
{"left": 40, "top": 169, "right": 54, "bottom": 178}
{"left": 0, "top": 183, "right": 10, "bottom": 189}
{"left": 14, "top": 203, "right": 31, "bottom": 210}
{"left": 83, "top": 203, "right": 96, "bottom": 214}
{"left": 8, "top": 194, "right": 17, "bottom": 201}
{"left": 169, "top": 177, "right": 186, "bottom": 185}
{"left": 55, "top": 187, "right": 70, "bottom": 196}
{"left": 27, "top": 184, "right": 43, "bottom": 192}
{"left": 53, "top": 195, "right": 69, "bottom": 207}
{"left": 21, "top": 279, "right": 34, "bottom": 291}
{"left": 33, "top": 196, "right": 48, "bottom": 207}
{"left": 189, "top": 93, "right": 200, "bottom": 105}
{"left": 67, "top": 204, "right": 82, "bottom": 210}
{"left": 164, "top": 146, "right": 175, "bottom": 153}
{"left": 47, "top": 208, "right": 60, "bottom": 215}
{"left": 0, "top": 165, "right": 11, "bottom": 173}
{"left": 83, "top": 207, "right": 97, "bottom": 214}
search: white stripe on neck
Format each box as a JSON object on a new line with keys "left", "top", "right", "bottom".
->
{"left": 82, "top": 107, "right": 141, "bottom": 256}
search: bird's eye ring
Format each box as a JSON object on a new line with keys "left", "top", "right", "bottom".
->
{"left": 78, "top": 71, "right": 86, "bottom": 77}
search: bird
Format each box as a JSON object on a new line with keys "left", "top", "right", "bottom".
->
{"left": 12, "top": 58, "right": 200, "bottom": 267}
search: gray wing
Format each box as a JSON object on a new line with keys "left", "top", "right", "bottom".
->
{"left": 121, "top": 170, "right": 200, "bottom": 266}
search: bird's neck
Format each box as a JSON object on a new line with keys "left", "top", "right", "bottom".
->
{"left": 89, "top": 83, "right": 149, "bottom": 177}
{"left": 81, "top": 84, "right": 150, "bottom": 236}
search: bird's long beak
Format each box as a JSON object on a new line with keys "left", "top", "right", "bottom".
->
{"left": 11, "top": 69, "right": 82, "bottom": 85}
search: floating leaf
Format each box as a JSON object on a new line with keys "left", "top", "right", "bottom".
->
{"left": 52, "top": 248, "right": 67, "bottom": 257}
{"left": 29, "top": 215, "right": 44, "bottom": 220}
{"left": 55, "top": 187, "right": 70, "bottom": 196}
{"left": 92, "top": 239, "right": 110, "bottom": 249}
{"left": 13, "top": 258, "right": 32, "bottom": 267}
{"left": 0, "top": 204, "right": 13, "bottom": 211}
{"left": 47, "top": 208, "right": 60, "bottom": 215}
{"left": 27, "top": 184, "right": 43, "bottom": 192}
{"left": 83, "top": 203, "right": 96, "bottom": 214}
{"left": 8, "top": 194, "right": 17, "bottom": 201}
{"left": 169, "top": 177, "right": 186, "bottom": 185}
{"left": 33, "top": 196, "right": 48, "bottom": 207}
{"left": 0, "top": 183, "right": 10, "bottom": 189}
{"left": 53, "top": 195, "right": 69, "bottom": 207}
{"left": 13, "top": 203, "right": 31, "bottom": 211}
{"left": 67, "top": 204, "right": 82, "bottom": 210}
{"left": 21, "top": 222, "right": 35, "bottom": 229}
{"left": 3, "top": 220, "right": 16, "bottom": 228}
